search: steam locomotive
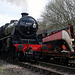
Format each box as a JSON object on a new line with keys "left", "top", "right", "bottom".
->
{"left": 1, "top": 12, "right": 75, "bottom": 65}
{"left": 0, "top": 13, "right": 46, "bottom": 60}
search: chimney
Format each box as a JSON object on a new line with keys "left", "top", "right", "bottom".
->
{"left": 21, "top": 13, "right": 29, "bottom": 17}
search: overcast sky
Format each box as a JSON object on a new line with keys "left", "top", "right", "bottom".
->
{"left": 0, "top": 0, "right": 49, "bottom": 26}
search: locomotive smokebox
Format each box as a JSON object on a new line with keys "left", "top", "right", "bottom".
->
{"left": 21, "top": 13, "right": 29, "bottom": 17}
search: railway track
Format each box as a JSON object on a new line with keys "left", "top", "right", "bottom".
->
{"left": 37, "top": 61, "right": 75, "bottom": 75}
{"left": 6, "top": 59, "right": 75, "bottom": 75}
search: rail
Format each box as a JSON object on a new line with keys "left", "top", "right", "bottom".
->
{"left": 37, "top": 61, "right": 75, "bottom": 74}
{"left": 4, "top": 59, "right": 75, "bottom": 75}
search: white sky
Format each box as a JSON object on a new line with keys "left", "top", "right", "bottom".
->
{"left": 0, "top": 0, "right": 49, "bottom": 26}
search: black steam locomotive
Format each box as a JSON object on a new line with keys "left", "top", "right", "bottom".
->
{"left": 0, "top": 13, "right": 45, "bottom": 60}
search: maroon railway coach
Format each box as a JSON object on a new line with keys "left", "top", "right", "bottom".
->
{"left": 42, "top": 24, "right": 75, "bottom": 64}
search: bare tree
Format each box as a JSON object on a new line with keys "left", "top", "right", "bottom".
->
{"left": 40, "top": 0, "right": 75, "bottom": 31}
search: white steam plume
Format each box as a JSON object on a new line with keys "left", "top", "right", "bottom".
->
{"left": 6, "top": 0, "right": 27, "bottom": 6}
{"left": 1, "top": 0, "right": 49, "bottom": 19}
{"left": 5, "top": 0, "right": 28, "bottom": 12}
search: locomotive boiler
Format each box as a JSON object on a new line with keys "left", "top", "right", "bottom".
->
{"left": 1, "top": 13, "right": 38, "bottom": 38}
{"left": 0, "top": 13, "right": 46, "bottom": 60}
